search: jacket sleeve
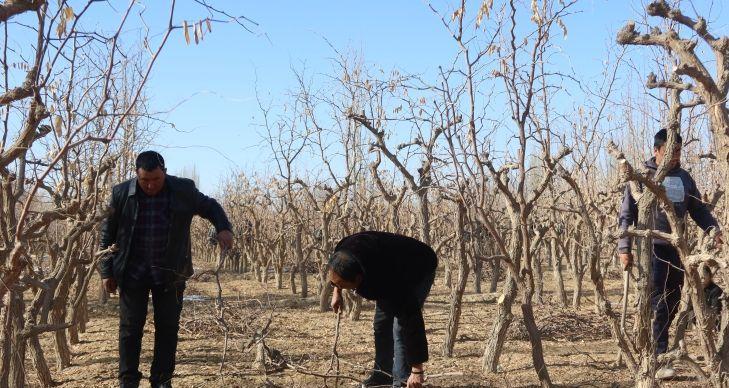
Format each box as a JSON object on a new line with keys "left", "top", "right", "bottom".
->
{"left": 192, "top": 184, "right": 232, "bottom": 233}
{"left": 98, "top": 186, "right": 119, "bottom": 279}
{"left": 395, "top": 306, "right": 429, "bottom": 366}
{"left": 618, "top": 185, "right": 638, "bottom": 253}
{"left": 686, "top": 175, "right": 720, "bottom": 233}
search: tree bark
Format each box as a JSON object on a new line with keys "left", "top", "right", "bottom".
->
{"left": 443, "top": 203, "right": 470, "bottom": 357}
{"left": 550, "top": 238, "right": 567, "bottom": 307}
{"left": 9, "top": 291, "right": 26, "bottom": 388}
{"left": 482, "top": 273, "right": 516, "bottom": 372}
{"left": 28, "top": 333, "right": 54, "bottom": 387}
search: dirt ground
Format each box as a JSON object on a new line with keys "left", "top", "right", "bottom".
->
{"left": 29, "top": 265, "right": 711, "bottom": 387}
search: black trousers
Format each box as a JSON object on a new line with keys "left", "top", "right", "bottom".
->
{"left": 119, "top": 280, "right": 184, "bottom": 384}
{"left": 373, "top": 270, "right": 435, "bottom": 385}
{"left": 650, "top": 244, "right": 683, "bottom": 355}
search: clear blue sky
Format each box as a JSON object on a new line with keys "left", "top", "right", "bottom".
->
{"left": 127, "top": 0, "right": 725, "bottom": 192}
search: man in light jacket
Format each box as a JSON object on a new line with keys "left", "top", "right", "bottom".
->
{"left": 618, "top": 129, "right": 723, "bottom": 379}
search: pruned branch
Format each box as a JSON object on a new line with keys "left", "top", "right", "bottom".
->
{"left": 0, "top": 0, "right": 43, "bottom": 23}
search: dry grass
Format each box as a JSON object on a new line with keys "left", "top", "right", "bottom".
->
{"left": 25, "top": 264, "right": 711, "bottom": 387}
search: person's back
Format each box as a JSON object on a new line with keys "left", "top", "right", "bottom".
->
{"left": 334, "top": 231, "right": 437, "bottom": 306}
{"left": 329, "top": 231, "right": 437, "bottom": 388}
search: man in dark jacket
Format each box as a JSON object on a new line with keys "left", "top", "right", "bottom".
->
{"left": 100, "top": 151, "right": 233, "bottom": 388}
{"left": 618, "top": 129, "right": 723, "bottom": 379}
{"left": 328, "top": 231, "right": 437, "bottom": 388}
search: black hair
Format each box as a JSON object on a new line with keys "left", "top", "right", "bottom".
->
{"left": 135, "top": 151, "right": 166, "bottom": 171}
{"left": 328, "top": 251, "right": 363, "bottom": 282}
{"left": 654, "top": 128, "right": 683, "bottom": 149}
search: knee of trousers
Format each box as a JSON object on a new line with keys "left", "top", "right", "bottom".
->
{"left": 153, "top": 319, "right": 180, "bottom": 331}
{"left": 119, "top": 323, "right": 145, "bottom": 337}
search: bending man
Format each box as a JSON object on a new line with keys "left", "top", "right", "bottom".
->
{"left": 329, "top": 231, "right": 437, "bottom": 388}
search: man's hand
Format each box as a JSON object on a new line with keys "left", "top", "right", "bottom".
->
{"left": 619, "top": 252, "right": 633, "bottom": 270}
{"left": 331, "top": 287, "right": 342, "bottom": 313}
{"left": 103, "top": 278, "right": 117, "bottom": 294}
{"left": 716, "top": 232, "right": 724, "bottom": 248}
{"left": 407, "top": 372, "right": 424, "bottom": 388}
{"left": 217, "top": 230, "right": 234, "bottom": 251}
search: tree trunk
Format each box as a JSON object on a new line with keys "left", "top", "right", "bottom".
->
{"left": 262, "top": 260, "right": 271, "bottom": 283}
{"left": 299, "top": 261, "right": 308, "bottom": 298}
{"left": 489, "top": 257, "right": 500, "bottom": 293}
{"left": 294, "top": 224, "right": 308, "bottom": 298}
{"left": 473, "top": 258, "right": 482, "bottom": 294}
{"left": 253, "top": 262, "right": 262, "bottom": 282}
{"left": 317, "top": 217, "right": 334, "bottom": 312}
{"left": 416, "top": 191, "right": 431, "bottom": 246}
{"left": 68, "top": 319, "right": 79, "bottom": 345}
{"left": 443, "top": 204, "right": 470, "bottom": 357}
{"left": 633, "top": 191, "right": 658, "bottom": 387}
{"left": 572, "top": 270, "right": 584, "bottom": 310}
{"left": 522, "top": 300, "right": 552, "bottom": 387}
{"left": 28, "top": 334, "right": 54, "bottom": 387}
{"left": 550, "top": 238, "right": 567, "bottom": 307}
{"left": 522, "top": 222, "right": 552, "bottom": 387}
{"left": 671, "top": 289, "right": 692, "bottom": 349}
{"left": 9, "top": 291, "right": 26, "bottom": 388}
{"left": 482, "top": 273, "right": 516, "bottom": 372}
{"left": 444, "top": 257, "right": 453, "bottom": 289}
{"left": 319, "top": 281, "right": 334, "bottom": 313}
{"left": 274, "top": 266, "right": 283, "bottom": 289}
{"left": 241, "top": 250, "right": 249, "bottom": 274}
{"left": 1, "top": 294, "right": 15, "bottom": 387}
{"left": 534, "top": 254, "right": 544, "bottom": 305}
{"left": 78, "top": 295, "right": 88, "bottom": 334}
{"left": 52, "top": 264, "right": 76, "bottom": 370}
{"left": 289, "top": 266, "right": 297, "bottom": 295}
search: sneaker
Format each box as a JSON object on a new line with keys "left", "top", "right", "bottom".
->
{"left": 392, "top": 379, "right": 407, "bottom": 388}
{"left": 361, "top": 371, "right": 393, "bottom": 387}
{"left": 655, "top": 365, "right": 676, "bottom": 379}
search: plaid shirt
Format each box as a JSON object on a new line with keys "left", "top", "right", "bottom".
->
{"left": 126, "top": 186, "right": 170, "bottom": 285}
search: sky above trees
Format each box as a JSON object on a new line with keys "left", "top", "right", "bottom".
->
{"left": 121, "top": 0, "right": 728, "bottom": 191}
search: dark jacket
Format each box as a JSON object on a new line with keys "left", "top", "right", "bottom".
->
{"left": 99, "top": 175, "right": 231, "bottom": 286}
{"left": 334, "top": 231, "right": 438, "bottom": 366}
{"left": 689, "top": 281, "right": 723, "bottom": 329}
{"left": 618, "top": 158, "right": 719, "bottom": 253}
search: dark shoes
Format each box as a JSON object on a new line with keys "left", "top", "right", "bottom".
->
{"left": 119, "top": 378, "right": 140, "bottom": 388}
{"left": 150, "top": 379, "right": 173, "bottom": 388}
{"left": 361, "top": 371, "right": 393, "bottom": 387}
{"left": 118, "top": 377, "right": 171, "bottom": 388}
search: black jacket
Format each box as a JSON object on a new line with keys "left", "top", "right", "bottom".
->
{"left": 334, "top": 231, "right": 438, "bottom": 366}
{"left": 618, "top": 158, "right": 719, "bottom": 253}
{"left": 99, "top": 175, "right": 231, "bottom": 286}
{"left": 689, "top": 281, "right": 723, "bottom": 329}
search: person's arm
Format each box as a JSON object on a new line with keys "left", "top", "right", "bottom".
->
{"left": 618, "top": 185, "right": 637, "bottom": 253}
{"left": 99, "top": 187, "right": 119, "bottom": 280}
{"left": 686, "top": 175, "right": 720, "bottom": 234}
{"left": 617, "top": 185, "right": 638, "bottom": 268}
{"left": 192, "top": 186, "right": 232, "bottom": 231}
{"left": 330, "top": 286, "right": 342, "bottom": 313}
{"left": 191, "top": 184, "right": 233, "bottom": 249}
